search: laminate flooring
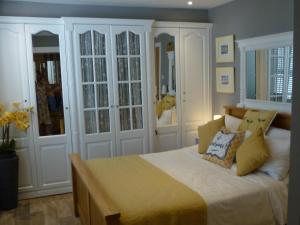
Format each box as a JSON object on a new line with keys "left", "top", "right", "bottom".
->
{"left": 0, "top": 193, "right": 81, "bottom": 225}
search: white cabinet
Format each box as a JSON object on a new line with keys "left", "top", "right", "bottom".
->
{"left": 153, "top": 22, "right": 212, "bottom": 152}
{"left": 0, "top": 18, "right": 73, "bottom": 199}
{"left": 67, "top": 19, "right": 153, "bottom": 159}
{"left": 0, "top": 23, "right": 36, "bottom": 193}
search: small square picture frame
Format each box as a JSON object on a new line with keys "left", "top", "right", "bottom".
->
{"left": 216, "top": 67, "right": 235, "bottom": 93}
{"left": 216, "top": 35, "right": 234, "bottom": 63}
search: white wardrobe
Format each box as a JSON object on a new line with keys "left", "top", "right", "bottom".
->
{"left": 0, "top": 17, "right": 211, "bottom": 199}
{"left": 152, "top": 22, "right": 212, "bottom": 152}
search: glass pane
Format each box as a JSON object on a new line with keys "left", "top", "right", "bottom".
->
{"left": 120, "top": 108, "right": 131, "bottom": 131}
{"left": 118, "top": 83, "right": 129, "bottom": 106}
{"left": 80, "top": 31, "right": 92, "bottom": 56}
{"left": 116, "top": 32, "right": 127, "bottom": 55}
{"left": 81, "top": 58, "right": 94, "bottom": 82}
{"left": 97, "top": 84, "right": 109, "bottom": 107}
{"left": 117, "top": 58, "right": 128, "bottom": 81}
{"left": 131, "top": 83, "right": 142, "bottom": 105}
{"left": 129, "top": 32, "right": 140, "bottom": 55}
{"left": 98, "top": 110, "right": 110, "bottom": 133}
{"left": 95, "top": 58, "right": 107, "bottom": 81}
{"left": 94, "top": 31, "right": 106, "bottom": 55}
{"left": 84, "top": 111, "right": 97, "bottom": 134}
{"left": 32, "top": 31, "right": 65, "bottom": 137}
{"left": 130, "top": 58, "right": 141, "bottom": 80}
{"left": 82, "top": 85, "right": 95, "bottom": 108}
{"left": 132, "top": 107, "right": 143, "bottom": 129}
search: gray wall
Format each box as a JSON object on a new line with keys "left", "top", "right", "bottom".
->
{"left": 0, "top": 1, "right": 208, "bottom": 22}
{"left": 209, "top": 0, "right": 294, "bottom": 114}
{"left": 288, "top": 1, "right": 300, "bottom": 224}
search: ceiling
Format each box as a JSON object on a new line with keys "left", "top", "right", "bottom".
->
{"left": 3, "top": 0, "right": 235, "bottom": 9}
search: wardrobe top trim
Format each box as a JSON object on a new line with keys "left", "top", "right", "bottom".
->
{"left": 0, "top": 16, "right": 64, "bottom": 24}
{"left": 153, "top": 21, "right": 213, "bottom": 29}
{"left": 62, "top": 17, "right": 155, "bottom": 31}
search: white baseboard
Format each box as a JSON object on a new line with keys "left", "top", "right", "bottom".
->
{"left": 18, "top": 186, "right": 72, "bottom": 200}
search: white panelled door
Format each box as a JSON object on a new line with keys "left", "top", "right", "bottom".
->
{"left": 74, "top": 25, "right": 116, "bottom": 159}
{"left": 25, "top": 24, "right": 72, "bottom": 189}
{"left": 111, "top": 26, "right": 149, "bottom": 156}
{"left": 180, "top": 28, "right": 211, "bottom": 147}
{"left": 0, "top": 23, "right": 36, "bottom": 192}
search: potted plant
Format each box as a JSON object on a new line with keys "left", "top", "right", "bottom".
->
{"left": 0, "top": 102, "right": 32, "bottom": 210}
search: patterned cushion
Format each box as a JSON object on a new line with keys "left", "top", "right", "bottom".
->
{"left": 198, "top": 116, "right": 225, "bottom": 154}
{"left": 238, "top": 110, "right": 277, "bottom": 134}
{"left": 203, "top": 128, "right": 245, "bottom": 168}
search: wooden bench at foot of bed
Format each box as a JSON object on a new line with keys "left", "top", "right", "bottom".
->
{"left": 70, "top": 154, "right": 120, "bottom": 225}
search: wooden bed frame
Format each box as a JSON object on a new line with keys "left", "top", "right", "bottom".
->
{"left": 70, "top": 106, "right": 291, "bottom": 225}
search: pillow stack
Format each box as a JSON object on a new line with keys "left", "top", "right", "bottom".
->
{"left": 197, "top": 109, "right": 290, "bottom": 180}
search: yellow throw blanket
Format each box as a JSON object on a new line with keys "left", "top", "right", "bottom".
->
{"left": 85, "top": 155, "right": 207, "bottom": 225}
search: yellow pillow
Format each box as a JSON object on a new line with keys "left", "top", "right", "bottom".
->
{"left": 202, "top": 128, "right": 245, "bottom": 168}
{"left": 198, "top": 116, "right": 225, "bottom": 154}
{"left": 238, "top": 109, "right": 277, "bottom": 134}
{"left": 156, "top": 101, "right": 163, "bottom": 118}
{"left": 236, "top": 128, "right": 270, "bottom": 176}
{"left": 161, "top": 95, "right": 176, "bottom": 111}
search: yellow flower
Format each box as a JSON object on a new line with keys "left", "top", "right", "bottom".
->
{"left": 15, "top": 121, "right": 29, "bottom": 131}
{"left": 12, "top": 102, "right": 21, "bottom": 110}
{"left": 0, "top": 117, "right": 8, "bottom": 127}
{"left": 0, "top": 103, "right": 4, "bottom": 114}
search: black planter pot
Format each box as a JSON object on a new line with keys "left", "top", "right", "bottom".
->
{"left": 0, "top": 151, "right": 19, "bottom": 210}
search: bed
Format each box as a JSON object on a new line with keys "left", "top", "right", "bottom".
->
{"left": 70, "top": 106, "right": 291, "bottom": 225}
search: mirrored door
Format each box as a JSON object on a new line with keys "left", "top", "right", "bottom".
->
{"left": 153, "top": 27, "right": 181, "bottom": 152}
{"left": 25, "top": 24, "right": 72, "bottom": 189}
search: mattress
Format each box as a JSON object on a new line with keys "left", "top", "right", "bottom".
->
{"left": 141, "top": 145, "right": 288, "bottom": 225}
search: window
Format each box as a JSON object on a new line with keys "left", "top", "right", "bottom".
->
{"left": 268, "top": 46, "right": 293, "bottom": 103}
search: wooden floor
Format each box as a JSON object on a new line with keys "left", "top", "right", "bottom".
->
{"left": 0, "top": 193, "right": 81, "bottom": 225}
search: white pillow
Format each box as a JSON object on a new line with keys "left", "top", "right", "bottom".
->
{"left": 267, "top": 127, "right": 291, "bottom": 140}
{"left": 259, "top": 136, "right": 290, "bottom": 180}
{"left": 157, "top": 109, "right": 172, "bottom": 126}
{"left": 225, "top": 114, "right": 242, "bottom": 132}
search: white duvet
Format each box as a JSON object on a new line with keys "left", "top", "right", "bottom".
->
{"left": 141, "top": 145, "right": 288, "bottom": 225}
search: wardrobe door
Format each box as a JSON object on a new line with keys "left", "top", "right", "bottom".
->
{"left": 153, "top": 28, "right": 182, "bottom": 152}
{"left": 74, "top": 25, "right": 116, "bottom": 159}
{"left": 180, "top": 28, "right": 211, "bottom": 147}
{"left": 111, "top": 26, "right": 149, "bottom": 156}
{"left": 0, "top": 24, "right": 37, "bottom": 192}
{"left": 25, "top": 24, "right": 72, "bottom": 190}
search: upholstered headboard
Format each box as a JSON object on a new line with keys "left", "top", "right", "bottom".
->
{"left": 224, "top": 106, "right": 291, "bottom": 130}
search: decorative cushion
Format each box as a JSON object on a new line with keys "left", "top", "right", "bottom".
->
{"left": 156, "top": 101, "right": 163, "bottom": 118}
{"left": 225, "top": 114, "right": 242, "bottom": 131}
{"left": 161, "top": 95, "right": 176, "bottom": 111}
{"left": 198, "top": 116, "right": 225, "bottom": 154}
{"left": 236, "top": 128, "right": 270, "bottom": 176}
{"left": 203, "top": 128, "right": 245, "bottom": 168}
{"left": 259, "top": 136, "right": 290, "bottom": 180}
{"left": 238, "top": 110, "right": 277, "bottom": 134}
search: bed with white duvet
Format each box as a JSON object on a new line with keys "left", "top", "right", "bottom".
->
{"left": 141, "top": 145, "right": 288, "bottom": 225}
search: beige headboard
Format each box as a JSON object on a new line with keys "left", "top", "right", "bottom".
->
{"left": 224, "top": 106, "right": 291, "bottom": 130}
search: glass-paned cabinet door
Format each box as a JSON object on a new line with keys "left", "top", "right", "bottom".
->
{"left": 79, "top": 29, "right": 111, "bottom": 134}
{"left": 115, "top": 31, "right": 144, "bottom": 131}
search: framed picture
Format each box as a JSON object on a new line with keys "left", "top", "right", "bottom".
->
{"left": 216, "top": 67, "right": 235, "bottom": 93}
{"left": 216, "top": 35, "right": 234, "bottom": 63}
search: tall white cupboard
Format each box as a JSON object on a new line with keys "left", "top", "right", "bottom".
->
{"left": 0, "top": 17, "right": 212, "bottom": 198}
